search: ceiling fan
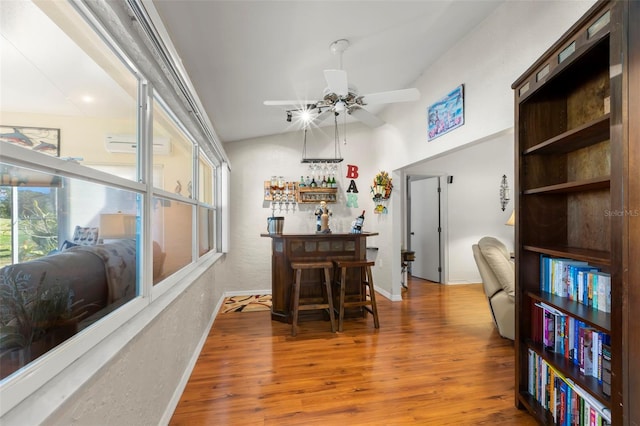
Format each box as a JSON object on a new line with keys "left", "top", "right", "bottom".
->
{"left": 264, "top": 39, "right": 420, "bottom": 128}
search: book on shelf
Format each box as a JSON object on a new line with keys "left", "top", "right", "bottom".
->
{"left": 601, "top": 344, "right": 612, "bottom": 397}
{"left": 527, "top": 349, "right": 612, "bottom": 425}
{"left": 539, "top": 255, "right": 610, "bottom": 313}
{"left": 532, "top": 302, "right": 610, "bottom": 383}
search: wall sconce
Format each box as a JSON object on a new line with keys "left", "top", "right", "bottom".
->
{"left": 499, "top": 174, "right": 510, "bottom": 211}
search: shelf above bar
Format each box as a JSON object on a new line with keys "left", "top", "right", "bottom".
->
{"left": 300, "top": 158, "right": 344, "bottom": 163}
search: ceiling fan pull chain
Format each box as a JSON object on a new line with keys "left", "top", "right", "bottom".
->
{"left": 301, "top": 127, "right": 308, "bottom": 161}
{"left": 343, "top": 113, "right": 348, "bottom": 145}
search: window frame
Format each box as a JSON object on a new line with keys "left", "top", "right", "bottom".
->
{"left": 0, "top": 0, "right": 226, "bottom": 415}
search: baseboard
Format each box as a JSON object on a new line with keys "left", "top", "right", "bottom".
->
{"left": 159, "top": 294, "right": 226, "bottom": 425}
{"left": 223, "top": 289, "right": 272, "bottom": 298}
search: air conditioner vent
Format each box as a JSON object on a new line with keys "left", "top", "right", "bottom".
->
{"left": 104, "top": 134, "right": 170, "bottom": 155}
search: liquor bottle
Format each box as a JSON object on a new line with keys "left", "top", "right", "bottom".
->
{"left": 305, "top": 176, "right": 311, "bottom": 186}
{"left": 351, "top": 210, "right": 365, "bottom": 233}
{"left": 330, "top": 175, "right": 336, "bottom": 188}
{"left": 321, "top": 176, "right": 327, "bottom": 188}
{"left": 299, "top": 175, "right": 306, "bottom": 187}
{"left": 310, "top": 177, "right": 317, "bottom": 187}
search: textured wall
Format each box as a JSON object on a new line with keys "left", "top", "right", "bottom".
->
{"left": 218, "top": 124, "right": 386, "bottom": 296}
{"left": 41, "top": 267, "right": 221, "bottom": 425}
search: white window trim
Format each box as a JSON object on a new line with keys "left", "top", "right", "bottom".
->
{"left": 0, "top": 0, "right": 229, "bottom": 414}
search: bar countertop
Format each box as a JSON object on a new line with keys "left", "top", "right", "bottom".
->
{"left": 260, "top": 232, "right": 378, "bottom": 238}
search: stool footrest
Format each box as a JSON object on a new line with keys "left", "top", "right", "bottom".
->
{"left": 290, "top": 262, "right": 336, "bottom": 336}
{"left": 332, "top": 260, "right": 380, "bottom": 332}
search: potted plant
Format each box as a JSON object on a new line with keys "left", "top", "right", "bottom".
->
{"left": 0, "top": 268, "right": 93, "bottom": 377}
{"left": 371, "top": 171, "right": 393, "bottom": 199}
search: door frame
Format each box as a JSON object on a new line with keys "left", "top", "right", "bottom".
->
{"left": 405, "top": 173, "right": 449, "bottom": 284}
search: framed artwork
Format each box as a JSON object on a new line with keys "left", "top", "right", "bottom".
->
{"left": 0, "top": 125, "right": 60, "bottom": 157}
{"left": 427, "top": 84, "right": 464, "bottom": 141}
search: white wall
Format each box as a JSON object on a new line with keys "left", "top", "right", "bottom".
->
{"left": 405, "top": 129, "right": 515, "bottom": 284}
{"left": 220, "top": 0, "right": 595, "bottom": 298}
{"left": 367, "top": 0, "right": 595, "bottom": 290}
{"left": 220, "top": 123, "right": 395, "bottom": 296}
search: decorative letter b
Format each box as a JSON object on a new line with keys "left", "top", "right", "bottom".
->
{"left": 346, "top": 164, "right": 359, "bottom": 179}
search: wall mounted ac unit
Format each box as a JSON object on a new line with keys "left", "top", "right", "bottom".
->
{"left": 104, "top": 134, "right": 171, "bottom": 155}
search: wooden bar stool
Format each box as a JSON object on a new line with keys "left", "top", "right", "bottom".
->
{"left": 333, "top": 259, "right": 380, "bottom": 332}
{"left": 290, "top": 260, "right": 336, "bottom": 336}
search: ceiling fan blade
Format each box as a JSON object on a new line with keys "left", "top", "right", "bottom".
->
{"left": 348, "top": 107, "right": 385, "bottom": 128}
{"left": 361, "top": 88, "right": 420, "bottom": 105}
{"left": 324, "top": 69, "right": 348, "bottom": 97}
{"left": 313, "top": 109, "right": 333, "bottom": 125}
{"left": 264, "top": 100, "right": 317, "bottom": 106}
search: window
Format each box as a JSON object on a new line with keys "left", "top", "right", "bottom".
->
{"left": 198, "top": 154, "right": 216, "bottom": 256}
{"left": 0, "top": 162, "right": 142, "bottom": 381}
{"left": 0, "top": 0, "right": 223, "bottom": 409}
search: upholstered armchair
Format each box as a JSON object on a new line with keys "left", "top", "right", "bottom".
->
{"left": 472, "top": 236, "right": 515, "bottom": 340}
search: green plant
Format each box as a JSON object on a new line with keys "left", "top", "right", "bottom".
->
{"left": 19, "top": 198, "right": 58, "bottom": 261}
{"left": 0, "top": 268, "right": 91, "bottom": 352}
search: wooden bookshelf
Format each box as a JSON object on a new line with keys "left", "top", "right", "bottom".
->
{"left": 512, "top": 1, "right": 639, "bottom": 424}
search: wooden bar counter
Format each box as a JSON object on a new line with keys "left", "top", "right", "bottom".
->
{"left": 261, "top": 232, "right": 378, "bottom": 323}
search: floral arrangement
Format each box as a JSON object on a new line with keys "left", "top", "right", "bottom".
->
{"left": 371, "top": 171, "right": 393, "bottom": 201}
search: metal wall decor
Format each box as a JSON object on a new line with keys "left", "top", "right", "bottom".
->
{"left": 499, "top": 174, "right": 510, "bottom": 211}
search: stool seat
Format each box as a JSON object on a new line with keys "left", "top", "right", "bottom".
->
{"left": 290, "top": 260, "right": 336, "bottom": 336}
{"left": 333, "top": 259, "right": 380, "bottom": 332}
{"left": 291, "top": 260, "right": 333, "bottom": 269}
{"left": 333, "top": 259, "right": 375, "bottom": 269}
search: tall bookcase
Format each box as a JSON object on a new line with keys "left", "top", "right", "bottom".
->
{"left": 512, "top": 1, "right": 639, "bottom": 424}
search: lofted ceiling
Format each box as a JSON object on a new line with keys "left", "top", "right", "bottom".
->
{"left": 150, "top": 1, "right": 504, "bottom": 143}
{"left": 0, "top": 1, "right": 504, "bottom": 146}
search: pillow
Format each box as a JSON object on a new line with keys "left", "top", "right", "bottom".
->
{"left": 60, "top": 240, "right": 79, "bottom": 251}
{"left": 72, "top": 226, "right": 99, "bottom": 246}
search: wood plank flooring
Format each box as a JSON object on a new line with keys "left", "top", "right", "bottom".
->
{"left": 170, "top": 278, "right": 536, "bottom": 425}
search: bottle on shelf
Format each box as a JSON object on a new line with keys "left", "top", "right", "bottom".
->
{"left": 299, "top": 176, "right": 306, "bottom": 187}
{"left": 321, "top": 176, "right": 327, "bottom": 188}
{"left": 310, "top": 177, "right": 317, "bottom": 187}
{"left": 305, "top": 176, "right": 311, "bottom": 186}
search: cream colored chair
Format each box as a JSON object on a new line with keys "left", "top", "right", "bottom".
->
{"left": 472, "top": 236, "right": 515, "bottom": 340}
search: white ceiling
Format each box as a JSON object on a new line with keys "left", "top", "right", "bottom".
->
{"left": 0, "top": 1, "right": 504, "bottom": 145}
{"left": 151, "top": 1, "right": 504, "bottom": 143}
{"left": 0, "top": 1, "right": 135, "bottom": 120}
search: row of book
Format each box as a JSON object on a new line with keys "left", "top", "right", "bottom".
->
{"left": 540, "top": 256, "right": 611, "bottom": 313}
{"left": 532, "top": 302, "right": 611, "bottom": 388}
{"left": 528, "top": 349, "right": 611, "bottom": 425}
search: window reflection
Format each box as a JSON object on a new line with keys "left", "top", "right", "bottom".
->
{"left": 152, "top": 197, "right": 192, "bottom": 283}
{"left": 152, "top": 97, "right": 194, "bottom": 196}
{"left": 0, "top": 163, "right": 141, "bottom": 380}
{"left": 198, "top": 206, "right": 215, "bottom": 256}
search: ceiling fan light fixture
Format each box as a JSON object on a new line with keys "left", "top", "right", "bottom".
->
{"left": 298, "top": 109, "right": 313, "bottom": 124}
{"left": 334, "top": 100, "right": 346, "bottom": 113}
{"left": 330, "top": 39, "right": 350, "bottom": 56}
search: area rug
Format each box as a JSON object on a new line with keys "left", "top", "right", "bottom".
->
{"left": 222, "top": 295, "right": 272, "bottom": 313}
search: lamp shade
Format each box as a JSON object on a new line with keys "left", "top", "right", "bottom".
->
{"left": 506, "top": 210, "right": 515, "bottom": 226}
{"left": 100, "top": 213, "right": 136, "bottom": 239}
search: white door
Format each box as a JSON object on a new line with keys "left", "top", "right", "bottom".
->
{"left": 409, "top": 177, "right": 441, "bottom": 282}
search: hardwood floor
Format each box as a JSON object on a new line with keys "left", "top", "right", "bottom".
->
{"left": 170, "top": 277, "right": 536, "bottom": 425}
